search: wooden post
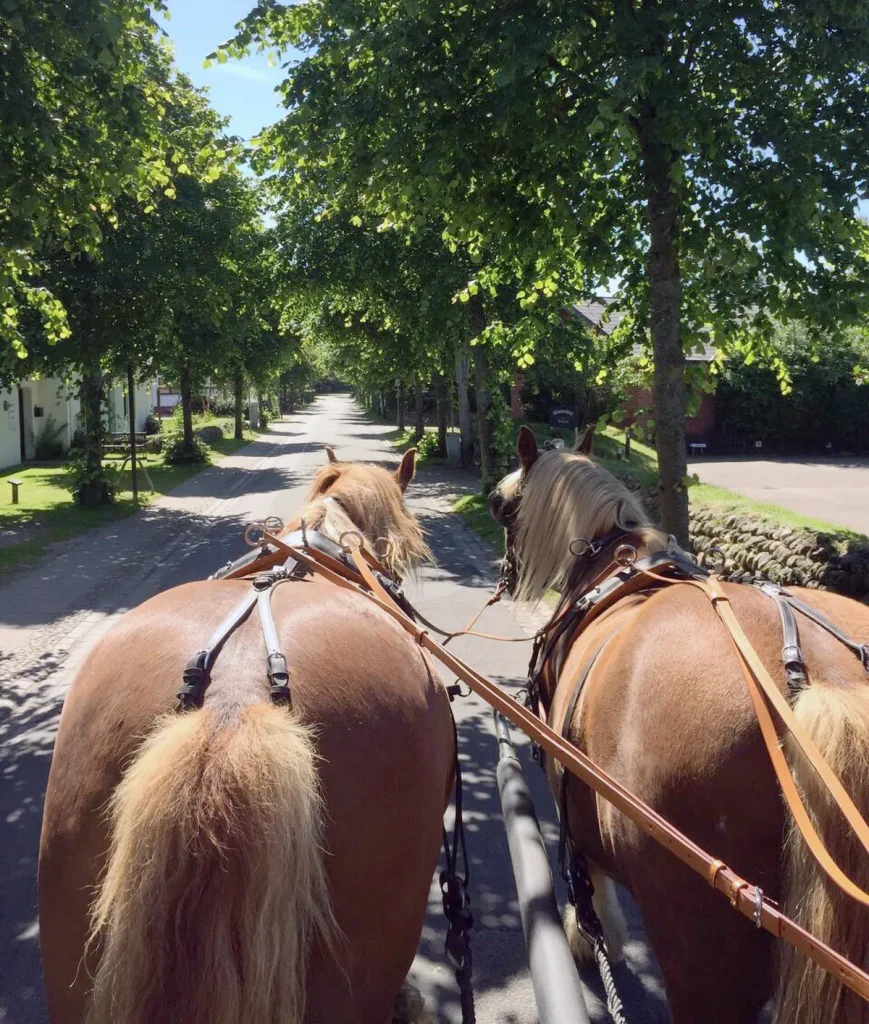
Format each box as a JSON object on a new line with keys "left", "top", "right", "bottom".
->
{"left": 127, "top": 364, "right": 138, "bottom": 504}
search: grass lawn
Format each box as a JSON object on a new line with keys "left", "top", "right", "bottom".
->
{"left": 388, "top": 424, "right": 450, "bottom": 466}
{"left": 0, "top": 415, "right": 261, "bottom": 576}
{"left": 454, "top": 493, "right": 504, "bottom": 552}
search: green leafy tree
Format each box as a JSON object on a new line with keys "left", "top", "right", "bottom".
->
{"left": 227, "top": 0, "right": 869, "bottom": 542}
{"left": 1, "top": 2, "right": 186, "bottom": 352}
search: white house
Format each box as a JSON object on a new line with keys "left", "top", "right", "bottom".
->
{"left": 0, "top": 376, "right": 156, "bottom": 472}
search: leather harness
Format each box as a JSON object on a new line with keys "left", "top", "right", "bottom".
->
{"left": 180, "top": 522, "right": 869, "bottom": 1006}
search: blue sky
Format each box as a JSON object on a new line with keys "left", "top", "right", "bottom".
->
{"left": 159, "top": 1, "right": 297, "bottom": 141}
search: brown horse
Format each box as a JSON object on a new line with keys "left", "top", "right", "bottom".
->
{"left": 489, "top": 426, "right": 869, "bottom": 1024}
{"left": 39, "top": 449, "right": 454, "bottom": 1024}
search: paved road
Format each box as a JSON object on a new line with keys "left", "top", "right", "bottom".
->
{"left": 0, "top": 394, "right": 667, "bottom": 1023}
{"left": 688, "top": 455, "right": 869, "bottom": 535}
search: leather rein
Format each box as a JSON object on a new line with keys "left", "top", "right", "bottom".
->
{"left": 195, "top": 524, "right": 869, "bottom": 1005}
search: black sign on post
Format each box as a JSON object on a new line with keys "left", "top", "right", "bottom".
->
{"left": 549, "top": 407, "right": 577, "bottom": 430}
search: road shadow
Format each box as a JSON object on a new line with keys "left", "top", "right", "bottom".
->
{"left": 0, "top": 504, "right": 255, "bottom": 631}
{"left": 411, "top": 684, "right": 670, "bottom": 1023}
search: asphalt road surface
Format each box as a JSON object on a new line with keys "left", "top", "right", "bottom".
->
{"left": 688, "top": 455, "right": 869, "bottom": 535}
{"left": 0, "top": 394, "right": 668, "bottom": 1023}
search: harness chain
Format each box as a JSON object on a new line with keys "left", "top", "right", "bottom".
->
{"left": 440, "top": 715, "right": 476, "bottom": 1024}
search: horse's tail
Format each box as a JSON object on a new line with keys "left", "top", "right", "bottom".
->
{"left": 774, "top": 684, "right": 869, "bottom": 1024}
{"left": 86, "top": 703, "right": 338, "bottom": 1024}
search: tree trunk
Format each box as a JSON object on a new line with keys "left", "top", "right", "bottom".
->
{"left": 233, "top": 370, "right": 244, "bottom": 440}
{"left": 397, "top": 380, "right": 406, "bottom": 431}
{"left": 413, "top": 379, "right": 424, "bottom": 441}
{"left": 473, "top": 346, "right": 495, "bottom": 490}
{"left": 79, "top": 350, "right": 107, "bottom": 506}
{"left": 639, "top": 106, "right": 690, "bottom": 546}
{"left": 454, "top": 343, "right": 473, "bottom": 468}
{"left": 435, "top": 375, "right": 448, "bottom": 458}
{"left": 179, "top": 362, "right": 194, "bottom": 446}
{"left": 469, "top": 295, "right": 496, "bottom": 490}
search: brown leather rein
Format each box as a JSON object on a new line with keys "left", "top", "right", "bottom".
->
{"left": 230, "top": 530, "right": 869, "bottom": 1004}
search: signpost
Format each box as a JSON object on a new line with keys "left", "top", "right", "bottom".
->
{"left": 127, "top": 364, "right": 138, "bottom": 504}
{"left": 549, "top": 406, "right": 577, "bottom": 430}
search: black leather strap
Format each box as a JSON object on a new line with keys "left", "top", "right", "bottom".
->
{"left": 784, "top": 593, "right": 869, "bottom": 673}
{"left": 760, "top": 583, "right": 808, "bottom": 700}
{"left": 177, "top": 587, "right": 261, "bottom": 710}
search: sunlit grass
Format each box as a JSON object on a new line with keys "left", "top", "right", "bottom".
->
{"left": 0, "top": 414, "right": 262, "bottom": 575}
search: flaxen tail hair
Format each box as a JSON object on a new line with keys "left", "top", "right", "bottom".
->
{"left": 774, "top": 685, "right": 869, "bottom": 1024}
{"left": 86, "top": 703, "right": 338, "bottom": 1024}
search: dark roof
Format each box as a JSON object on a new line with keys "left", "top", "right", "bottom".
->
{"left": 570, "top": 298, "right": 717, "bottom": 363}
{"left": 571, "top": 300, "right": 626, "bottom": 337}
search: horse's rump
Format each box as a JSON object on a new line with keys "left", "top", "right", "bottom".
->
{"left": 39, "top": 578, "right": 455, "bottom": 1023}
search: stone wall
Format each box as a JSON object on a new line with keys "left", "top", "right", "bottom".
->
{"left": 690, "top": 507, "right": 869, "bottom": 600}
{"left": 617, "top": 473, "right": 869, "bottom": 602}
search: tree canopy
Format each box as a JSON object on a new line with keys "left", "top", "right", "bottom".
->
{"left": 227, "top": 0, "right": 869, "bottom": 540}
{"left": 0, "top": 2, "right": 226, "bottom": 352}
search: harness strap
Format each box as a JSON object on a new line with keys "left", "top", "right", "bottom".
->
{"left": 177, "top": 587, "right": 261, "bottom": 710}
{"left": 555, "top": 635, "right": 615, "bottom": 869}
{"left": 759, "top": 583, "right": 808, "bottom": 700}
{"left": 646, "top": 569, "right": 869, "bottom": 908}
{"left": 256, "top": 584, "right": 292, "bottom": 706}
{"left": 785, "top": 593, "right": 869, "bottom": 672}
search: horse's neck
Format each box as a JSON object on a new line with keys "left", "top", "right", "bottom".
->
{"left": 282, "top": 500, "right": 374, "bottom": 558}
{"left": 536, "top": 533, "right": 663, "bottom": 711}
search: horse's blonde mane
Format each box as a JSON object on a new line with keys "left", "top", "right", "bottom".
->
{"left": 293, "top": 462, "right": 432, "bottom": 579}
{"left": 507, "top": 451, "right": 661, "bottom": 603}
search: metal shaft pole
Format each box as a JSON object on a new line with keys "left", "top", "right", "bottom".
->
{"left": 494, "top": 710, "right": 591, "bottom": 1024}
{"left": 127, "top": 363, "right": 138, "bottom": 504}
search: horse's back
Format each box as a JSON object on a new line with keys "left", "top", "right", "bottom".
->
{"left": 561, "top": 579, "right": 869, "bottom": 1022}
{"left": 39, "top": 578, "right": 454, "bottom": 1023}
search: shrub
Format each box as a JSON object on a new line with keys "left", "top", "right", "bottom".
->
{"left": 162, "top": 433, "right": 209, "bottom": 465}
{"left": 34, "top": 415, "right": 68, "bottom": 460}
{"left": 196, "top": 425, "right": 224, "bottom": 445}
{"left": 65, "top": 450, "right": 119, "bottom": 505}
{"left": 143, "top": 413, "right": 161, "bottom": 435}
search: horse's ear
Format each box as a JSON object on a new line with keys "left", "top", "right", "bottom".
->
{"left": 395, "top": 448, "right": 417, "bottom": 492}
{"left": 517, "top": 425, "right": 538, "bottom": 472}
{"left": 325, "top": 446, "right": 338, "bottom": 463}
{"left": 575, "top": 423, "right": 595, "bottom": 455}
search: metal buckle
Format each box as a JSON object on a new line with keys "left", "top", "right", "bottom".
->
{"left": 569, "top": 537, "right": 591, "bottom": 557}
{"left": 244, "top": 517, "right": 285, "bottom": 548}
{"left": 374, "top": 536, "right": 393, "bottom": 561}
{"left": 701, "top": 546, "right": 727, "bottom": 574}
{"left": 613, "top": 544, "right": 637, "bottom": 568}
{"left": 339, "top": 530, "right": 364, "bottom": 552}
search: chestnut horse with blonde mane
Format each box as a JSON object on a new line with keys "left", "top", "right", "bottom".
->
{"left": 39, "top": 449, "right": 454, "bottom": 1024}
{"left": 489, "top": 426, "right": 869, "bottom": 1024}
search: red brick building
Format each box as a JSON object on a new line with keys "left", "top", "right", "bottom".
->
{"left": 570, "top": 299, "right": 719, "bottom": 445}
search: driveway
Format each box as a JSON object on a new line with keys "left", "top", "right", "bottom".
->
{"left": 688, "top": 456, "right": 869, "bottom": 535}
{"left": 0, "top": 394, "right": 666, "bottom": 1023}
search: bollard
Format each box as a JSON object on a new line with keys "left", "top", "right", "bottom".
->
{"left": 8, "top": 477, "right": 22, "bottom": 504}
{"left": 494, "top": 710, "right": 592, "bottom": 1024}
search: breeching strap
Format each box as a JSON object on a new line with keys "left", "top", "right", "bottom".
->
{"left": 262, "top": 534, "right": 869, "bottom": 1004}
